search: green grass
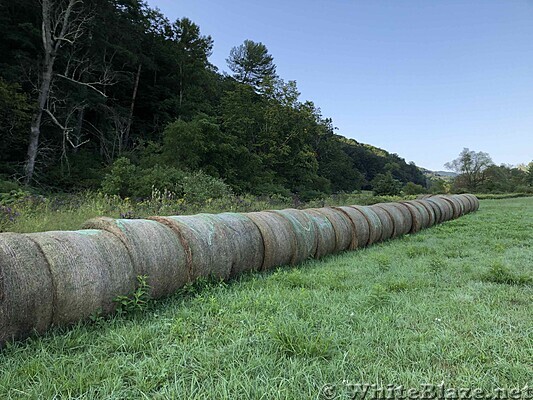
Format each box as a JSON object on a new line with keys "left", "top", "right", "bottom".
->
{"left": 0, "top": 198, "right": 532, "bottom": 399}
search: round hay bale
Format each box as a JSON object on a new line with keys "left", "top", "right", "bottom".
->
{"left": 349, "top": 205, "right": 382, "bottom": 246}
{"left": 417, "top": 199, "right": 439, "bottom": 226}
{"left": 372, "top": 203, "right": 411, "bottom": 238}
{"left": 301, "top": 209, "right": 336, "bottom": 258}
{"left": 456, "top": 194, "right": 474, "bottom": 213}
{"left": 268, "top": 209, "right": 318, "bottom": 264}
{"left": 83, "top": 218, "right": 188, "bottom": 298}
{"left": 246, "top": 211, "right": 296, "bottom": 270}
{"left": 400, "top": 201, "right": 427, "bottom": 233}
{"left": 425, "top": 197, "right": 453, "bottom": 222}
{"left": 450, "top": 195, "right": 468, "bottom": 215}
{"left": 334, "top": 206, "right": 370, "bottom": 248}
{"left": 309, "top": 207, "right": 354, "bottom": 252}
{"left": 149, "top": 215, "right": 232, "bottom": 281}
{"left": 0, "top": 233, "right": 53, "bottom": 346}
{"left": 28, "top": 230, "right": 136, "bottom": 326}
{"left": 464, "top": 194, "right": 480, "bottom": 211}
{"left": 205, "top": 213, "right": 264, "bottom": 277}
{"left": 436, "top": 195, "right": 462, "bottom": 219}
{"left": 368, "top": 205, "right": 394, "bottom": 241}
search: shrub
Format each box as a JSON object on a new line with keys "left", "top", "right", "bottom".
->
{"left": 371, "top": 172, "right": 402, "bottom": 196}
{"left": 101, "top": 157, "right": 137, "bottom": 197}
{"left": 403, "top": 181, "right": 426, "bottom": 195}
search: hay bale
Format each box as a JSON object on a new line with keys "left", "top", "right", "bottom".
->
{"left": 389, "top": 203, "right": 413, "bottom": 236}
{"left": 83, "top": 218, "right": 188, "bottom": 298}
{"left": 369, "top": 205, "right": 394, "bottom": 241}
{"left": 400, "top": 201, "right": 427, "bottom": 233}
{"left": 28, "top": 230, "right": 136, "bottom": 326}
{"left": 309, "top": 207, "right": 354, "bottom": 252}
{"left": 149, "top": 215, "right": 233, "bottom": 281}
{"left": 436, "top": 195, "right": 462, "bottom": 219}
{"left": 456, "top": 194, "right": 473, "bottom": 213}
{"left": 464, "top": 193, "right": 479, "bottom": 212}
{"left": 0, "top": 233, "right": 53, "bottom": 346}
{"left": 246, "top": 211, "right": 297, "bottom": 269}
{"left": 425, "top": 197, "right": 453, "bottom": 222}
{"left": 268, "top": 209, "right": 318, "bottom": 265}
{"left": 301, "top": 209, "right": 336, "bottom": 258}
{"left": 417, "top": 199, "right": 439, "bottom": 226}
{"left": 334, "top": 206, "right": 370, "bottom": 248}
{"left": 205, "top": 213, "right": 264, "bottom": 276}
{"left": 349, "top": 205, "right": 383, "bottom": 246}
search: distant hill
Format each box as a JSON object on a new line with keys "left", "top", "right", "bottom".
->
{"left": 419, "top": 167, "right": 457, "bottom": 180}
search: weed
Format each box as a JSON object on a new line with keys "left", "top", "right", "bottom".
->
{"left": 481, "top": 262, "right": 532, "bottom": 286}
{"left": 113, "top": 275, "right": 152, "bottom": 315}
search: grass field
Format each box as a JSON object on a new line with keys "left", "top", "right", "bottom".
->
{"left": 0, "top": 198, "right": 531, "bottom": 399}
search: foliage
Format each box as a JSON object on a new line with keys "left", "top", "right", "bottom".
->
{"left": 113, "top": 275, "right": 152, "bottom": 315}
{"left": 227, "top": 40, "right": 277, "bottom": 90}
{"left": 402, "top": 181, "right": 426, "bottom": 195}
{"left": 371, "top": 172, "right": 402, "bottom": 196}
{"left": 445, "top": 148, "right": 494, "bottom": 191}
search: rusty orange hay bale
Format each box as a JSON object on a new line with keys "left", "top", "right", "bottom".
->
{"left": 149, "top": 215, "right": 232, "bottom": 281}
{"left": 369, "top": 204, "right": 394, "bottom": 241}
{"left": 334, "top": 206, "right": 370, "bottom": 248}
{"left": 349, "top": 205, "right": 382, "bottom": 246}
{"left": 268, "top": 209, "right": 318, "bottom": 265}
{"left": 246, "top": 211, "right": 296, "bottom": 270}
{"left": 0, "top": 233, "right": 54, "bottom": 345}
{"left": 28, "top": 230, "right": 136, "bottom": 326}
{"left": 310, "top": 207, "right": 354, "bottom": 252}
{"left": 83, "top": 217, "right": 188, "bottom": 298}
{"left": 301, "top": 208, "right": 337, "bottom": 258}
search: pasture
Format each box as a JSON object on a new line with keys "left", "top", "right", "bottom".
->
{"left": 0, "top": 197, "right": 531, "bottom": 399}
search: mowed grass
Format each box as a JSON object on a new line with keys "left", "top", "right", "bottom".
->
{"left": 0, "top": 198, "right": 531, "bottom": 399}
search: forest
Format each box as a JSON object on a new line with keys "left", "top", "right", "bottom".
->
{"left": 0, "top": 0, "right": 428, "bottom": 200}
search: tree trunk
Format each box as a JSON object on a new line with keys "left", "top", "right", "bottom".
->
{"left": 24, "top": 60, "right": 54, "bottom": 184}
{"left": 123, "top": 63, "right": 142, "bottom": 152}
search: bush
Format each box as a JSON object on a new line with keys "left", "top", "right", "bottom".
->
{"left": 371, "top": 172, "right": 402, "bottom": 196}
{"left": 101, "top": 157, "right": 137, "bottom": 197}
{"left": 182, "top": 170, "right": 232, "bottom": 203}
{"left": 403, "top": 182, "right": 426, "bottom": 195}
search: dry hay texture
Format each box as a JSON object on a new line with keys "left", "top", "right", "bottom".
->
{"left": 0, "top": 194, "right": 479, "bottom": 346}
{"left": 83, "top": 218, "right": 188, "bottom": 298}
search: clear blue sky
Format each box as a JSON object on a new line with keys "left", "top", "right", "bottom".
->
{"left": 148, "top": 0, "right": 533, "bottom": 170}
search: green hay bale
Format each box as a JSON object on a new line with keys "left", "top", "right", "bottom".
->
{"left": 301, "top": 209, "right": 336, "bottom": 258}
{"left": 334, "top": 206, "right": 370, "bottom": 248}
{"left": 400, "top": 201, "right": 427, "bottom": 233}
{"left": 149, "top": 215, "right": 233, "bottom": 281}
{"left": 0, "top": 233, "right": 53, "bottom": 346}
{"left": 28, "top": 230, "right": 136, "bottom": 326}
{"left": 437, "top": 195, "right": 462, "bottom": 219}
{"left": 369, "top": 205, "right": 394, "bottom": 241}
{"left": 349, "top": 205, "right": 382, "bottom": 246}
{"left": 83, "top": 218, "right": 188, "bottom": 298}
{"left": 268, "top": 209, "right": 318, "bottom": 265}
{"left": 205, "top": 213, "right": 264, "bottom": 276}
{"left": 425, "top": 197, "right": 452, "bottom": 222}
{"left": 246, "top": 211, "right": 296, "bottom": 270}
{"left": 310, "top": 207, "right": 354, "bottom": 252}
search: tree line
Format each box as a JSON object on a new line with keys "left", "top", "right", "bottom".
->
{"left": 1, "top": 0, "right": 433, "bottom": 199}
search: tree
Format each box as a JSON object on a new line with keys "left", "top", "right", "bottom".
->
{"left": 372, "top": 172, "right": 402, "bottom": 196}
{"left": 445, "top": 148, "right": 493, "bottom": 191}
{"left": 227, "top": 40, "right": 277, "bottom": 90}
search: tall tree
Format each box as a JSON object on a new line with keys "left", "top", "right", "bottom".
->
{"left": 227, "top": 40, "right": 277, "bottom": 91}
{"left": 445, "top": 148, "right": 494, "bottom": 190}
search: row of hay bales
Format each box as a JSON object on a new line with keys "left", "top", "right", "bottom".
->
{"left": 0, "top": 194, "right": 479, "bottom": 345}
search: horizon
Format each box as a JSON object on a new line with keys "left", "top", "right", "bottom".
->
{"left": 148, "top": 0, "right": 533, "bottom": 170}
